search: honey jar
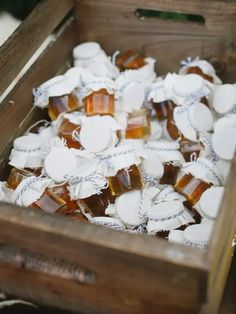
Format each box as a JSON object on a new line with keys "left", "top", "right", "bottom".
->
{"left": 174, "top": 157, "right": 223, "bottom": 205}
{"left": 7, "top": 167, "right": 39, "bottom": 190}
{"left": 97, "top": 145, "right": 143, "bottom": 196}
{"left": 115, "top": 49, "right": 145, "bottom": 71}
{"left": 179, "top": 136, "right": 203, "bottom": 162}
{"left": 125, "top": 108, "right": 151, "bottom": 139}
{"left": 82, "top": 78, "right": 116, "bottom": 116}
{"left": 67, "top": 161, "right": 111, "bottom": 216}
{"left": 146, "top": 141, "right": 184, "bottom": 186}
{"left": 147, "top": 80, "right": 176, "bottom": 121}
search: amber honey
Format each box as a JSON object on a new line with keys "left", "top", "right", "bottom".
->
{"left": 84, "top": 89, "right": 114, "bottom": 116}
{"left": 58, "top": 118, "right": 82, "bottom": 149}
{"left": 166, "top": 115, "right": 180, "bottom": 140}
{"left": 7, "top": 168, "right": 36, "bottom": 190}
{"left": 174, "top": 173, "right": 212, "bottom": 205}
{"left": 186, "top": 66, "right": 214, "bottom": 83}
{"left": 108, "top": 164, "right": 143, "bottom": 196}
{"left": 160, "top": 163, "right": 180, "bottom": 186}
{"left": 180, "top": 137, "right": 203, "bottom": 162}
{"left": 78, "top": 187, "right": 116, "bottom": 217}
{"left": 32, "top": 184, "right": 77, "bottom": 215}
{"left": 115, "top": 50, "right": 145, "bottom": 71}
{"left": 152, "top": 100, "right": 176, "bottom": 121}
{"left": 125, "top": 109, "right": 151, "bottom": 139}
{"left": 48, "top": 92, "right": 80, "bottom": 121}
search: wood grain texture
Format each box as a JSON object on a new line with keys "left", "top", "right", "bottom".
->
{"left": 0, "top": 18, "right": 78, "bottom": 179}
{"left": 0, "top": 0, "right": 74, "bottom": 97}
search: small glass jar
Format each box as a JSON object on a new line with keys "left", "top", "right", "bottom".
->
{"left": 180, "top": 136, "right": 203, "bottom": 162}
{"left": 83, "top": 88, "right": 114, "bottom": 116}
{"left": 174, "top": 158, "right": 223, "bottom": 205}
{"left": 98, "top": 145, "right": 143, "bottom": 196}
{"left": 125, "top": 108, "right": 151, "bottom": 139}
{"left": 32, "top": 184, "right": 77, "bottom": 215}
{"left": 145, "top": 141, "right": 184, "bottom": 186}
{"left": 78, "top": 187, "right": 116, "bottom": 217}
{"left": 166, "top": 114, "right": 180, "bottom": 140}
{"left": 7, "top": 167, "right": 39, "bottom": 190}
{"left": 153, "top": 100, "right": 176, "bottom": 121}
{"left": 58, "top": 117, "right": 82, "bottom": 149}
{"left": 48, "top": 91, "right": 80, "bottom": 121}
{"left": 115, "top": 50, "right": 145, "bottom": 71}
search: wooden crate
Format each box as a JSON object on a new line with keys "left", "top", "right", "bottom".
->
{"left": 0, "top": 0, "right": 236, "bottom": 313}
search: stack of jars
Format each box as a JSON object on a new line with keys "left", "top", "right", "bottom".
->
{"left": 1, "top": 43, "right": 236, "bottom": 250}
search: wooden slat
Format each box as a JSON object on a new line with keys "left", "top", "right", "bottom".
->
{"left": 0, "top": 18, "right": 78, "bottom": 179}
{"left": 0, "top": 0, "right": 74, "bottom": 97}
{"left": 0, "top": 204, "right": 207, "bottom": 313}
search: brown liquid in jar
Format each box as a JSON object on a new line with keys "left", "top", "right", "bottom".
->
{"left": 84, "top": 88, "right": 114, "bottom": 116}
{"left": 160, "top": 163, "right": 180, "bottom": 186}
{"left": 152, "top": 100, "right": 176, "bottom": 121}
{"left": 125, "top": 109, "right": 151, "bottom": 139}
{"left": 58, "top": 118, "right": 82, "bottom": 149}
{"left": 32, "top": 184, "right": 77, "bottom": 215}
{"left": 7, "top": 168, "right": 37, "bottom": 190}
{"left": 174, "top": 173, "right": 212, "bottom": 205}
{"left": 78, "top": 187, "right": 116, "bottom": 217}
{"left": 108, "top": 164, "right": 143, "bottom": 196}
{"left": 186, "top": 66, "right": 214, "bottom": 83}
{"left": 180, "top": 137, "right": 203, "bottom": 162}
{"left": 116, "top": 50, "right": 145, "bottom": 71}
{"left": 166, "top": 114, "right": 180, "bottom": 140}
{"left": 48, "top": 92, "right": 80, "bottom": 121}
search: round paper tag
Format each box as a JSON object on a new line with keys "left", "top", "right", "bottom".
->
{"left": 44, "top": 147, "right": 78, "bottom": 182}
{"left": 14, "top": 133, "right": 43, "bottom": 151}
{"left": 189, "top": 102, "right": 214, "bottom": 132}
{"left": 199, "top": 186, "right": 224, "bottom": 219}
{"left": 184, "top": 223, "right": 213, "bottom": 247}
{"left": 212, "top": 128, "right": 236, "bottom": 160}
{"left": 147, "top": 200, "right": 184, "bottom": 220}
{"left": 212, "top": 84, "right": 236, "bottom": 114}
{"left": 173, "top": 74, "right": 203, "bottom": 97}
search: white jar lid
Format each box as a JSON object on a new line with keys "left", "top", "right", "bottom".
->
{"left": 146, "top": 140, "right": 180, "bottom": 151}
{"left": 90, "top": 216, "right": 126, "bottom": 231}
{"left": 116, "top": 190, "right": 146, "bottom": 227}
{"left": 147, "top": 80, "right": 168, "bottom": 103}
{"left": 211, "top": 84, "right": 236, "bottom": 114}
{"left": 64, "top": 67, "right": 94, "bottom": 87}
{"left": 119, "top": 81, "right": 145, "bottom": 111}
{"left": 14, "top": 133, "right": 43, "bottom": 151}
{"left": 147, "top": 200, "right": 184, "bottom": 220}
{"left": 173, "top": 103, "right": 213, "bottom": 142}
{"left": 214, "top": 114, "right": 236, "bottom": 133}
{"left": 182, "top": 157, "right": 223, "bottom": 186}
{"left": 44, "top": 147, "right": 78, "bottom": 182}
{"left": 140, "top": 150, "right": 164, "bottom": 179}
{"left": 173, "top": 74, "right": 204, "bottom": 97}
{"left": 216, "top": 159, "right": 231, "bottom": 184}
{"left": 73, "top": 42, "right": 101, "bottom": 60}
{"left": 212, "top": 127, "right": 236, "bottom": 160}
{"left": 79, "top": 116, "right": 115, "bottom": 153}
{"left": 184, "top": 223, "right": 213, "bottom": 248}
{"left": 155, "top": 186, "right": 185, "bottom": 203}
{"left": 199, "top": 186, "right": 224, "bottom": 219}
{"left": 119, "top": 139, "right": 144, "bottom": 151}
{"left": 82, "top": 77, "right": 116, "bottom": 97}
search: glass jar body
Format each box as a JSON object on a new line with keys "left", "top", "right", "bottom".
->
{"left": 84, "top": 89, "right": 114, "bottom": 116}
{"left": 48, "top": 92, "right": 80, "bottom": 120}
{"left": 125, "top": 109, "right": 151, "bottom": 139}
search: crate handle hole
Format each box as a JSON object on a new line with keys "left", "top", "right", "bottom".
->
{"left": 135, "top": 8, "right": 205, "bottom": 24}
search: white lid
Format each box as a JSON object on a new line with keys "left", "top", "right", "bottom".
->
{"left": 168, "top": 230, "right": 184, "bottom": 244}
{"left": 116, "top": 190, "right": 146, "bottom": 227}
{"left": 211, "top": 84, "right": 236, "bottom": 114}
{"left": 73, "top": 42, "right": 101, "bottom": 60}
{"left": 199, "top": 186, "right": 224, "bottom": 219}
{"left": 14, "top": 133, "right": 43, "bottom": 151}
{"left": 146, "top": 140, "right": 180, "bottom": 151}
{"left": 147, "top": 200, "right": 184, "bottom": 220}
{"left": 212, "top": 128, "right": 236, "bottom": 161}
{"left": 216, "top": 159, "right": 231, "bottom": 184}
{"left": 182, "top": 157, "right": 223, "bottom": 186}
{"left": 67, "top": 161, "right": 108, "bottom": 199}
{"left": 173, "top": 103, "right": 213, "bottom": 142}
{"left": 118, "top": 81, "right": 145, "bottom": 112}
{"left": 11, "top": 176, "right": 52, "bottom": 207}
{"left": 79, "top": 116, "right": 115, "bottom": 153}
{"left": 184, "top": 223, "right": 213, "bottom": 248}
{"left": 140, "top": 150, "right": 164, "bottom": 179}
{"left": 90, "top": 217, "right": 126, "bottom": 231}
{"left": 44, "top": 147, "right": 78, "bottom": 182}
{"left": 214, "top": 114, "right": 236, "bottom": 133}
{"left": 145, "top": 141, "right": 184, "bottom": 164}
{"left": 0, "top": 182, "right": 9, "bottom": 202}
{"left": 155, "top": 186, "right": 185, "bottom": 203}
{"left": 64, "top": 67, "right": 94, "bottom": 87}
{"left": 82, "top": 77, "right": 116, "bottom": 97}
{"left": 118, "top": 139, "right": 144, "bottom": 151}
{"left": 149, "top": 121, "right": 162, "bottom": 141}
{"left": 173, "top": 74, "right": 204, "bottom": 97}
{"left": 97, "top": 145, "right": 142, "bottom": 176}
{"left": 147, "top": 80, "right": 169, "bottom": 103}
